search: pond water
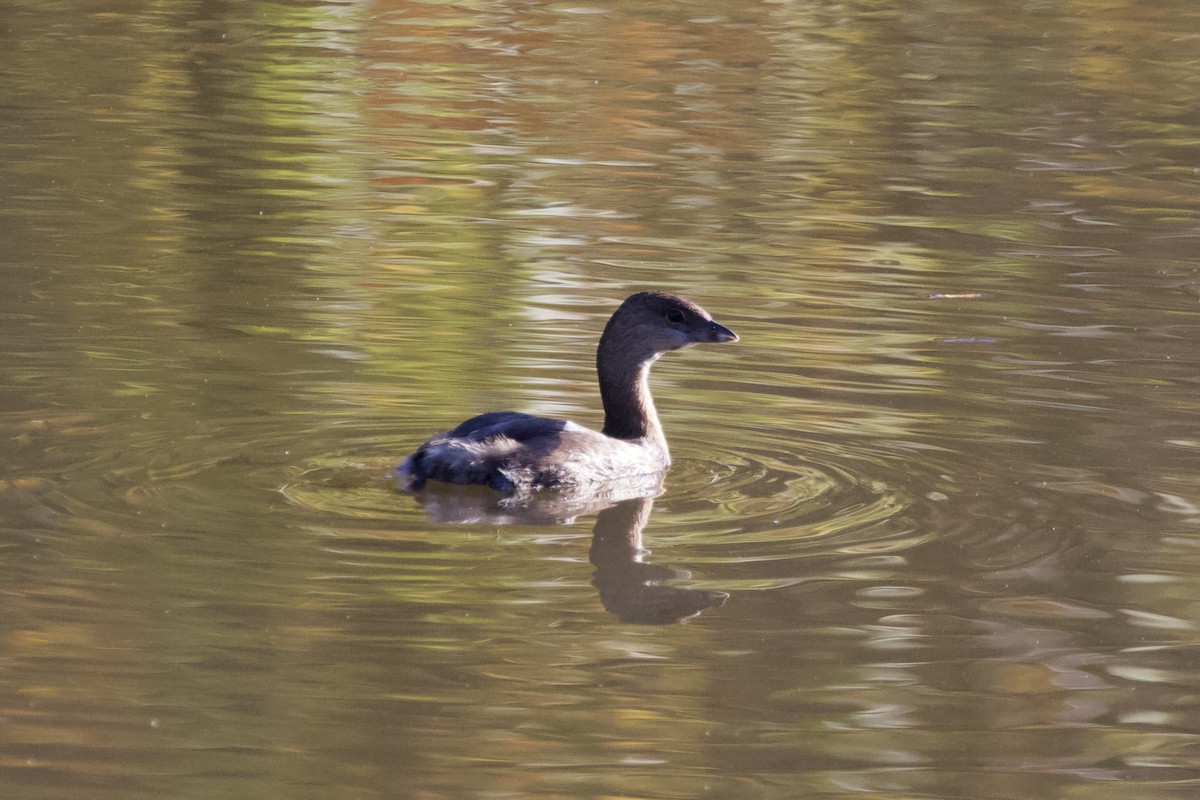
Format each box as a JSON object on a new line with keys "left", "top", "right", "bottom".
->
{"left": 3, "top": 1, "right": 1200, "bottom": 798}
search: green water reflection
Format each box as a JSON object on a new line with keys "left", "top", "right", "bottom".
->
{"left": 3, "top": 1, "right": 1200, "bottom": 798}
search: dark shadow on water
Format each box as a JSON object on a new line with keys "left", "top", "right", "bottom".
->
{"left": 406, "top": 480, "right": 728, "bottom": 625}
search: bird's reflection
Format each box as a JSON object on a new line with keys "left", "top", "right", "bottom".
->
{"left": 589, "top": 496, "right": 728, "bottom": 625}
{"left": 410, "top": 473, "right": 663, "bottom": 526}
{"left": 405, "top": 481, "right": 728, "bottom": 624}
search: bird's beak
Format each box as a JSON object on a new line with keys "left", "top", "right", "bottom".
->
{"left": 709, "top": 321, "right": 738, "bottom": 343}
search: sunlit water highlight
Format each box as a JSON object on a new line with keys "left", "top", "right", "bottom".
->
{"left": 3, "top": 1, "right": 1200, "bottom": 798}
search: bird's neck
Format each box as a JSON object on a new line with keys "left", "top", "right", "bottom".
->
{"left": 597, "top": 338, "right": 665, "bottom": 449}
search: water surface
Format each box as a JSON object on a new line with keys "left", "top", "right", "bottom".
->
{"left": 3, "top": 1, "right": 1200, "bottom": 798}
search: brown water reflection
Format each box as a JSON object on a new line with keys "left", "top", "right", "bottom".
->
{"left": 3, "top": 0, "right": 1200, "bottom": 798}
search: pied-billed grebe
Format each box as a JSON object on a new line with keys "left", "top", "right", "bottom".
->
{"left": 397, "top": 292, "right": 737, "bottom": 493}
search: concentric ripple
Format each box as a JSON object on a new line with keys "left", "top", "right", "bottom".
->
{"left": 661, "top": 420, "right": 919, "bottom": 540}
{"left": 279, "top": 415, "right": 924, "bottom": 569}
{"left": 280, "top": 455, "right": 412, "bottom": 522}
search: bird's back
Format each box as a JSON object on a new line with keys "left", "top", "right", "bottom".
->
{"left": 397, "top": 411, "right": 667, "bottom": 493}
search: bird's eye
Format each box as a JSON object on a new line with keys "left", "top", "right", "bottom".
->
{"left": 665, "top": 308, "right": 687, "bottom": 325}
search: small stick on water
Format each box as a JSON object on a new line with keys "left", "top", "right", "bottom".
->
{"left": 928, "top": 292, "right": 983, "bottom": 300}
